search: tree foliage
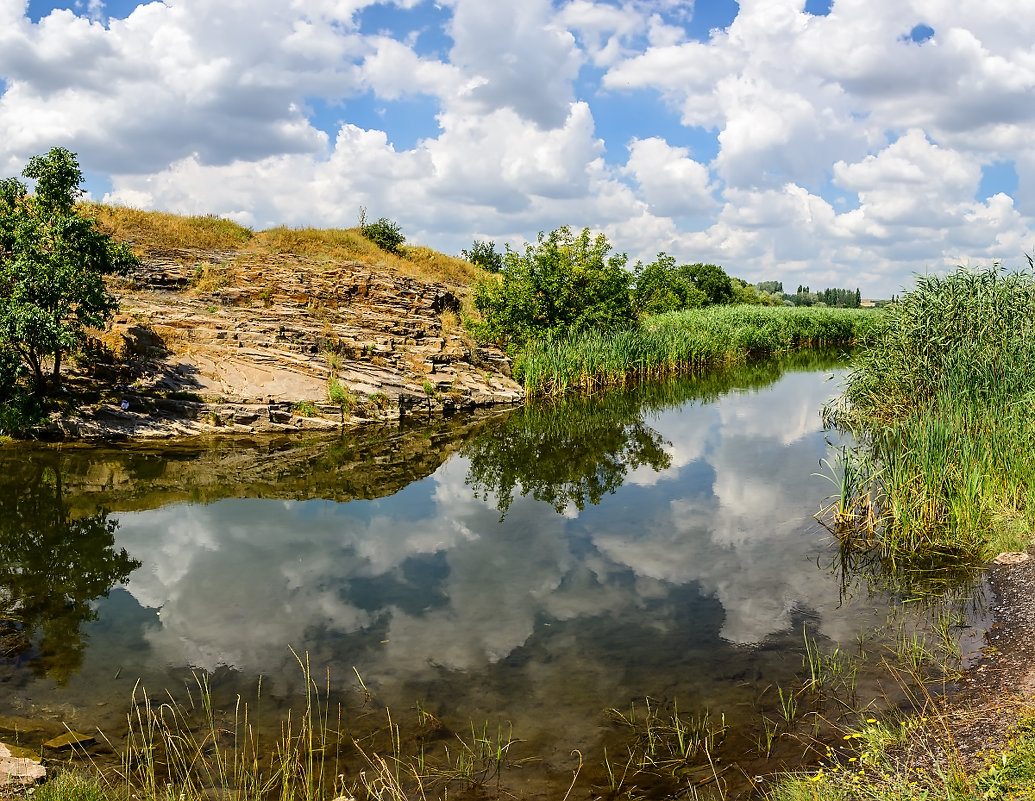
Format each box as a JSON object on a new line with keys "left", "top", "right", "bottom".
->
{"left": 632, "top": 253, "right": 707, "bottom": 314}
{"left": 685, "top": 262, "right": 734, "bottom": 305}
{"left": 460, "top": 239, "right": 504, "bottom": 273}
{"left": 472, "top": 226, "right": 635, "bottom": 348}
{"left": 632, "top": 254, "right": 738, "bottom": 313}
{"left": 0, "top": 148, "right": 137, "bottom": 396}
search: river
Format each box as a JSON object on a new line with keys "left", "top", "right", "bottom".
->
{"left": 0, "top": 353, "right": 987, "bottom": 799}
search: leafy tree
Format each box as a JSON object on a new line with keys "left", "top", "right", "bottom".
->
{"left": 0, "top": 148, "right": 137, "bottom": 396}
{"left": 818, "top": 287, "right": 860, "bottom": 307}
{"left": 460, "top": 239, "right": 504, "bottom": 273}
{"left": 472, "top": 226, "right": 635, "bottom": 348}
{"left": 361, "top": 217, "right": 405, "bottom": 254}
{"left": 632, "top": 253, "right": 706, "bottom": 314}
{"left": 757, "top": 280, "right": 783, "bottom": 294}
{"left": 730, "top": 278, "right": 777, "bottom": 305}
{"left": 684, "top": 262, "right": 734, "bottom": 305}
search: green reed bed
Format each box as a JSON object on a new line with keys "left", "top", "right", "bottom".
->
{"left": 520, "top": 305, "right": 875, "bottom": 396}
{"left": 823, "top": 266, "right": 1035, "bottom": 563}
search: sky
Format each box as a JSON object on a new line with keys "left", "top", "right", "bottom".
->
{"left": 2, "top": 0, "right": 1034, "bottom": 296}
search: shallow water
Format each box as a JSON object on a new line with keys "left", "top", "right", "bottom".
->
{"left": 0, "top": 354, "right": 987, "bottom": 798}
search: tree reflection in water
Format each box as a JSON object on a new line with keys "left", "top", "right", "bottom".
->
{"left": 463, "top": 391, "right": 672, "bottom": 516}
{"left": 0, "top": 457, "right": 140, "bottom": 684}
{"left": 464, "top": 350, "right": 846, "bottom": 517}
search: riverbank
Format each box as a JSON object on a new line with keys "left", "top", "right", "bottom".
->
{"left": 770, "top": 551, "right": 1035, "bottom": 801}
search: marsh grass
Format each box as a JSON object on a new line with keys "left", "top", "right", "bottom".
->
{"left": 115, "top": 653, "right": 345, "bottom": 801}
{"left": 601, "top": 698, "right": 729, "bottom": 796}
{"left": 822, "top": 266, "right": 1035, "bottom": 564}
{"left": 37, "top": 654, "right": 536, "bottom": 801}
{"left": 520, "top": 306, "right": 874, "bottom": 395}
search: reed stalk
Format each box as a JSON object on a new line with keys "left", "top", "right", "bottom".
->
{"left": 823, "top": 266, "right": 1035, "bottom": 563}
{"left": 520, "top": 306, "right": 874, "bottom": 396}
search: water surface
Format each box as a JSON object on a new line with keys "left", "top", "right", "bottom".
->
{"left": 0, "top": 355, "right": 985, "bottom": 797}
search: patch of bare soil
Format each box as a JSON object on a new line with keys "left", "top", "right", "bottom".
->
{"left": 902, "top": 551, "right": 1035, "bottom": 777}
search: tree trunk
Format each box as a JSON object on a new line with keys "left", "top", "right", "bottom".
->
{"left": 24, "top": 349, "right": 45, "bottom": 397}
{"left": 50, "top": 350, "right": 62, "bottom": 394}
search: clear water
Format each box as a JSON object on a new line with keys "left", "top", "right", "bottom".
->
{"left": 0, "top": 354, "right": 986, "bottom": 798}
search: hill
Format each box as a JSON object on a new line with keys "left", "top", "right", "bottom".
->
{"left": 41, "top": 205, "right": 522, "bottom": 440}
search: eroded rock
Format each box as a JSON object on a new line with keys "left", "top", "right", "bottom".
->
{"left": 56, "top": 249, "right": 524, "bottom": 441}
{"left": 0, "top": 742, "right": 46, "bottom": 790}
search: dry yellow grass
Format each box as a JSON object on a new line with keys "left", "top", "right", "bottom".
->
{"left": 83, "top": 205, "right": 484, "bottom": 289}
{"left": 254, "top": 227, "right": 483, "bottom": 286}
{"left": 81, "top": 202, "right": 253, "bottom": 250}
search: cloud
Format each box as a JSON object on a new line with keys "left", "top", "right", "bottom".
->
{"left": 4, "top": 0, "right": 1035, "bottom": 294}
{"left": 624, "top": 136, "right": 716, "bottom": 217}
{"left": 447, "top": 0, "right": 582, "bottom": 128}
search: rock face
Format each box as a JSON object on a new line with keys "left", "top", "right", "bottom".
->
{"left": 53, "top": 247, "right": 524, "bottom": 440}
{"left": 0, "top": 742, "right": 46, "bottom": 790}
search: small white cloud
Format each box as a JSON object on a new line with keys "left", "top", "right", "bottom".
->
{"left": 624, "top": 136, "right": 716, "bottom": 217}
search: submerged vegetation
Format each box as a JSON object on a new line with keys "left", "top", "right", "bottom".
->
{"left": 823, "top": 266, "right": 1035, "bottom": 564}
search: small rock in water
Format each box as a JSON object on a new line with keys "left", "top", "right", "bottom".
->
{"left": 993, "top": 551, "right": 1031, "bottom": 565}
{"left": 43, "top": 731, "right": 94, "bottom": 750}
{"left": 0, "top": 742, "right": 46, "bottom": 789}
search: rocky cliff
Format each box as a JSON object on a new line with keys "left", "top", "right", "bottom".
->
{"left": 48, "top": 244, "right": 523, "bottom": 440}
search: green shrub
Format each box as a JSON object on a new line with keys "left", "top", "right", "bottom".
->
{"left": 361, "top": 217, "right": 405, "bottom": 254}
{"left": 290, "top": 400, "right": 320, "bottom": 417}
{"left": 472, "top": 226, "right": 635, "bottom": 348}
{"left": 328, "top": 377, "right": 356, "bottom": 415}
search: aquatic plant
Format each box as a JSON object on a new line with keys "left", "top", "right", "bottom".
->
{"left": 823, "top": 265, "right": 1035, "bottom": 563}
{"left": 520, "top": 306, "right": 874, "bottom": 395}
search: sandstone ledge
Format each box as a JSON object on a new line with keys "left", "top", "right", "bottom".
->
{"left": 43, "top": 247, "right": 524, "bottom": 441}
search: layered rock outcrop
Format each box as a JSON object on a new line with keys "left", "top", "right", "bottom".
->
{"left": 50, "top": 247, "right": 523, "bottom": 440}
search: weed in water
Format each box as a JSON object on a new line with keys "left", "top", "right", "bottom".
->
{"left": 777, "top": 686, "right": 799, "bottom": 725}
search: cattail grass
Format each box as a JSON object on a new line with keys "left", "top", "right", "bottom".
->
{"left": 823, "top": 266, "right": 1035, "bottom": 562}
{"left": 520, "top": 306, "right": 874, "bottom": 396}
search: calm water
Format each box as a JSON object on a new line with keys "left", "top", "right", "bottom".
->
{"left": 0, "top": 355, "right": 986, "bottom": 798}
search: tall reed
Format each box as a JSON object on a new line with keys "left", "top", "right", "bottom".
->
{"left": 823, "top": 266, "right": 1035, "bottom": 562}
{"left": 520, "top": 306, "right": 874, "bottom": 396}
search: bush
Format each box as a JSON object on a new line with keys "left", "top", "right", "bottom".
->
{"left": 361, "top": 217, "right": 405, "bottom": 254}
{"left": 472, "top": 226, "right": 635, "bottom": 349}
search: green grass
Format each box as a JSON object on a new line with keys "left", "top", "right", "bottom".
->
{"left": 31, "top": 770, "right": 109, "bottom": 801}
{"left": 823, "top": 266, "right": 1035, "bottom": 563}
{"left": 519, "top": 305, "right": 875, "bottom": 395}
{"left": 769, "top": 705, "right": 1035, "bottom": 801}
{"left": 291, "top": 400, "right": 321, "bottom": 418}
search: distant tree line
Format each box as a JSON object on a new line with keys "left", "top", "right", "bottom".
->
{"left": 777, "top": 285, "right": 862, "bottom": 308}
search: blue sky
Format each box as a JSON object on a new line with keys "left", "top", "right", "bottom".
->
{"left": 4, "top": 0, "right": 1035, "bottom": 296}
